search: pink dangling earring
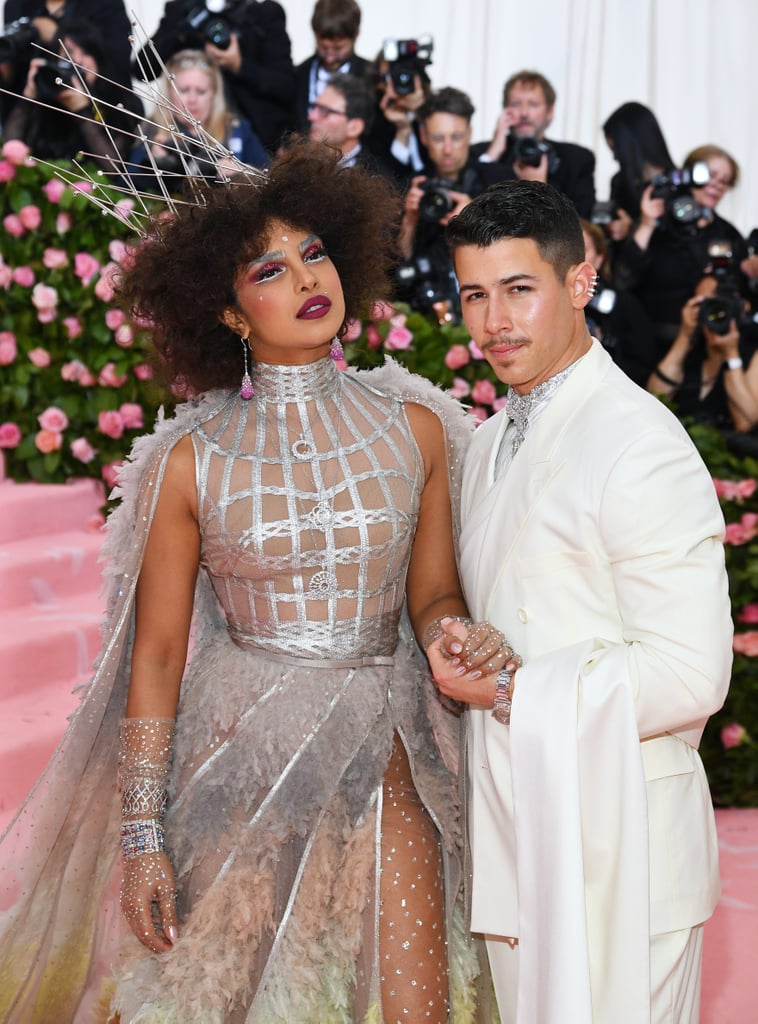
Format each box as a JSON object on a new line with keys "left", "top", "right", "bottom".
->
{"left": 329, "top": 336, "right": 344, "bottom": 361}
{"left": 240, "top": 336, "right": 254, "bottom": 400}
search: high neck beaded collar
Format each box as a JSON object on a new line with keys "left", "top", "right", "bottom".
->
{"left": 250, "top": 356, "right": 341, "bottom": 403}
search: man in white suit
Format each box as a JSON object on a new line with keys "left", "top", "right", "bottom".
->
{"left": 428, "top": 180, "right": 733, "bottom": 1023}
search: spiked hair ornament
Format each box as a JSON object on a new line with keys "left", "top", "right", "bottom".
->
{"left": 0, "top": 15, "right": 268, "bottom": 238}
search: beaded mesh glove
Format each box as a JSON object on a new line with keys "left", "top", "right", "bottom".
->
{"left": 118, "top": 717, "right": 178, "bottom": 952}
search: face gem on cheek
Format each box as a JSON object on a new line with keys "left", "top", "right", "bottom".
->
{"left": 281, "top": 236, "right": 288, "bottom": 242}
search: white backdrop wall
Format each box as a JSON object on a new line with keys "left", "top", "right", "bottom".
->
{"left": 124, "top": 0, "right": 757, "bottom": 232}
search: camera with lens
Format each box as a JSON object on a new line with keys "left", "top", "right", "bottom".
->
{"left": 185, "top": 0, "right": 243, "bottom": 51}
{"left": 418, "top": 177, "right": 456, "bottom": 224}
{"left": 697, "top": 242, "right": 746, "bottom": 336}
{"left": 382, "top": 36, "right": 433, "bottom": 97}
{"left": 33, "top": 57, "right": 77, "bottom": 105}
{"left": 512, "top": 135, "right": 557, "bottom": 171}
{"left": 590, "top": 200, "right": 618, "bottom": 227}
{"left": 0, "top": 17, "right": 39, "bottom": 63}
{"left": 650, "top": 161, "right": 710, "bottom": 231}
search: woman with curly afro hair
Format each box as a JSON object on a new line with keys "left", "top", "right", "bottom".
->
{"left": 0, "top": 139, "right": 502, "bottom": 1023}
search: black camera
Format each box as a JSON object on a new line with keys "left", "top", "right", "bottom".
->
{"left": 590, "top": 200, "right": 618, "bottom": 227}
{"left": 697, "top": 243, "right": 745, "bottom": 336}
{"left": 0, "top": 17, "right": 39, "bottom": 63}
{"left": 512, "top": 135, "right": 556, "bottom": 170}
{"left": 650, "top": 161, "right": 710, "bottom": 229}
{"left": 34, "top": 57, "right": 77, "bottom": 105}
{"left": 382, "top": 36, "right": 433, "bottom": 96}
{"left": 418, "top": 177, "right": 456, "bottom": 224}
{"left": 185, "top": 0, "right": 241, "bottom": 51}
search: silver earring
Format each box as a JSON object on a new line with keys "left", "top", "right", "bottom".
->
{"left": 240, "top": 337, "right": 254, "bottom": 399}
{"left": 587, "top": 274, "right": 598, "bottom": 298}
{"left": 329, "top": 336, "right": 344, "bottom": 361}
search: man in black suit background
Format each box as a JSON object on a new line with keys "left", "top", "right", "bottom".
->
{"left": 473, "top": 69, "right": 596, "bottom": 217}
{"left": 292, "top": 0, "right": 369, "bottom": 133}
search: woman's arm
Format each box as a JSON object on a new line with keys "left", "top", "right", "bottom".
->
{"left": 647, "top": 294, "right": 702, "bottom": 396}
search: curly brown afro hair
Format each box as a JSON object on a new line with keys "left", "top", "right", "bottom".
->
{"left": 118, "top": 138, "right": 402, "bottom": 394}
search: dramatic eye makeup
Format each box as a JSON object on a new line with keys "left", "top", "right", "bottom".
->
{"left": 245, "top": 235, "right": 328, "bottom": 284}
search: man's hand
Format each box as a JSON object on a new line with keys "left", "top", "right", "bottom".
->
{"left": 513, "top": 152, "right": 548, "bottom": 183}
{"left": 439, "top": 188, "right": 472, "bottom": 225}
{"left": 427, "top": 618, "right": 520, "bottom": 709}
{"left": 607, "top": 207, "right": 633, "bottom": 241}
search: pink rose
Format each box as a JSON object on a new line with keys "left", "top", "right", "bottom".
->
{"left": 371, "top": 300, "right": 396, "bottom": 321}
{"left": 28, "top": 347, "right": 51, "bottom": 368}
{"left": 365, "top": 325, "right": 382, "bottom": 350}
{"left": 38, "top": 406, "right": 69, "bottom": 432}
{"left": 384, "top": 325, "right": 413, "bottom": 351}
{"left": 98, "top": 410, "right": 125, "bottom": 439}
{"left": 37, "top": 308, "right": 57, "bottom": 324}
{"left": 4, "top": 214, "right": 25, "bottom": 238}
{"left": 2, "top": 139, "right": 31, "bottom": 165}
{"left": 79, "top": 368, "right": 97, "bottom": 387}
{"left": 0, "top": 161, "right": 16, "bottom": 183}
{"left": 70, "top": 437, "right": 98, "bottom": 463}
{"left": 56, "top": 212, "right": 72, "bottom": 234}
{"left": 468, "top": 406, "right": 489, "bottom": 424}
{"left": 43, "top": 178, "right": 67, "bottom": 204}
{"left": 108, "top": 239, "right": 128, "bottom": 263}
{"left": 119, "top": 402, "right": 143, "bottom": 429}
{"left": 35, "top": 428, "right": 63, "bottom": 454}
{"left": 472, "top": 379, "right": 497, "bottom": 406}
{"left": 12, "top": 265, "right": 35, "bottom": 287}
{"left": 94, "top": 261, "right": 120, "bottom": 302}
{"left": 738, "top": 603, "right": 758, "bottom": 624}
{"left": 63, "top": 316, "right": 82, "bottom": 339}
{"left": 62, "top": 360, "right": 86, "bottom": 382}
{"left": 0, "top": 261, "right": 12, "bottom": 289}
{"left": 134, "top": 364, "right": 154, "bottom": 381}
{"left": 468, "top": 340, "right": 484, "bottom": 360}
{"left": 18, "top": 205, "right": 41, "bottom": 231}
{"left": 0, "top": 331, "right": 17, "bottom": 365}
{"left": 0, "top": 422, "right": 22, "bottom": 448}
{"left": 725, "top": 513, "right": 758, "bottom": 545}
{"left": 71, "top": 181, "right": 93, "bottom": 194}
{"left": 105, "top": 308, "right": 126, "bottom": 330}
{"left": 390, "top": 313, "right": 407, "bottom": 329}
{"left": 492, "top": 395, "right": 508, "bottom": 413}
{"left": 733, "top": 631, "right": 758, "bottom": 657}
{"left": 115, "top": 324, "right": 134, "bottom": 348}
{"left": 101, "top": 460, "right": 123, "bottom": 489}
{"left": 713, "top": 477, "right": 757, "bottom": 501}
{"left": 98, "top": 362, "right": 128, "bottom": 388}
{"left": 445, "top": 344, "right": 470, "bottom": 370}
{"left": 448, "top": 377, "right": 471, "bottom": 400}
{"left": 341, "top": 319, "right": 362, "bottom": 342}
{"left": 31, "top": 283, "right": 58, "bottom": 312}
{"left": 74, "top": 252, "right": 101, "bottom": 286}
{"left": 43, "top": 248, "right": 68, "bottom": 270}
{"left": 115, "top": 198, "right": 135, "bottom": 222}
{"left": 721, "top": 723, "right": 748, "bottom": 750}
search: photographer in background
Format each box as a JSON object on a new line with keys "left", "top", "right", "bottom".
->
{"left": 581, "top": 218, "right": 657, "bottom": 387}
{"left": 472, "top": 69, "right": 595, "bottom": 217}
{"left": 396, "top": 86, "right": 507, "bottom": 320}
{"left": 292, "top": 0, "right": 369, "bottom": 132}
{"left": 2, "top": 16, "right": 141, "bottom": 169}
{"left": 649, "top": 272, "right": 758, "bottom": 433}
{"left": 613, "top": 143, "right": 746, "bottom": 357}
{"left": 0, "top": 0, "right": 133, "bottom": 122}
{"left": 307, "top": 71, "right": 391, "bottom": 175}
{"left": 131, "top": 0, "right": 295, "bottom": 152}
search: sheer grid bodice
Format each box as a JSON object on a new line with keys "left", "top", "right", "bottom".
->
{"left": 192, "top": 357, "right": 423, "bottom": 659}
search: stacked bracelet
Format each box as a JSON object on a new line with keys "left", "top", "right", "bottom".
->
{"left": 120, "top": 819, "right": 165, "bottom": 858}
{"left": 492, "top": 668, "right": 514, "bottom": 725}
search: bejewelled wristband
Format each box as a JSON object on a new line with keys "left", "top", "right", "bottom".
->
{"left": 492, "top": 668, "right": 514, "bottom": 725}
{"left": 120, "top": 819, "right": 165, "bottom": 858}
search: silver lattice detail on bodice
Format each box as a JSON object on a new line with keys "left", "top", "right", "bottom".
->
{"left": 191, "top": 358, "right": 423, "bottom": 660}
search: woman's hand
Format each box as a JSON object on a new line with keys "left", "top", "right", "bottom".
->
{"left": 121, "top": 850, "right": 179, "bottom": 953}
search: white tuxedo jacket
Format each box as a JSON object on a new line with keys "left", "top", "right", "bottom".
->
{"left": 460, "top": 341, "right": 732, "bottom": 1020}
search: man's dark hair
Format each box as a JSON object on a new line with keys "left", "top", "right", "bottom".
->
{"left": 502, "top": 70, "right": 556, "bottom": 110}
{"left": 327, "top": 72, "right": 374, "bottom": 132}
{"left": 446, "top": 180, "right": 585, "bottom": 280}
{"left": 418, "top": 87, "right": 475, "bottom": 126}
{"left": 311, "top": 0, "right": 361, "bottom": 40}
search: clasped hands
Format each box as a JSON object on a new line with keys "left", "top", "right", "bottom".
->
{"left": 428, "top": 619, "right": 521, "bottom": 710}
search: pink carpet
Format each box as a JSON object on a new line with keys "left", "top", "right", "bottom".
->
{"left": 0, "top": 478, "right": 756, "bottom": 1018}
